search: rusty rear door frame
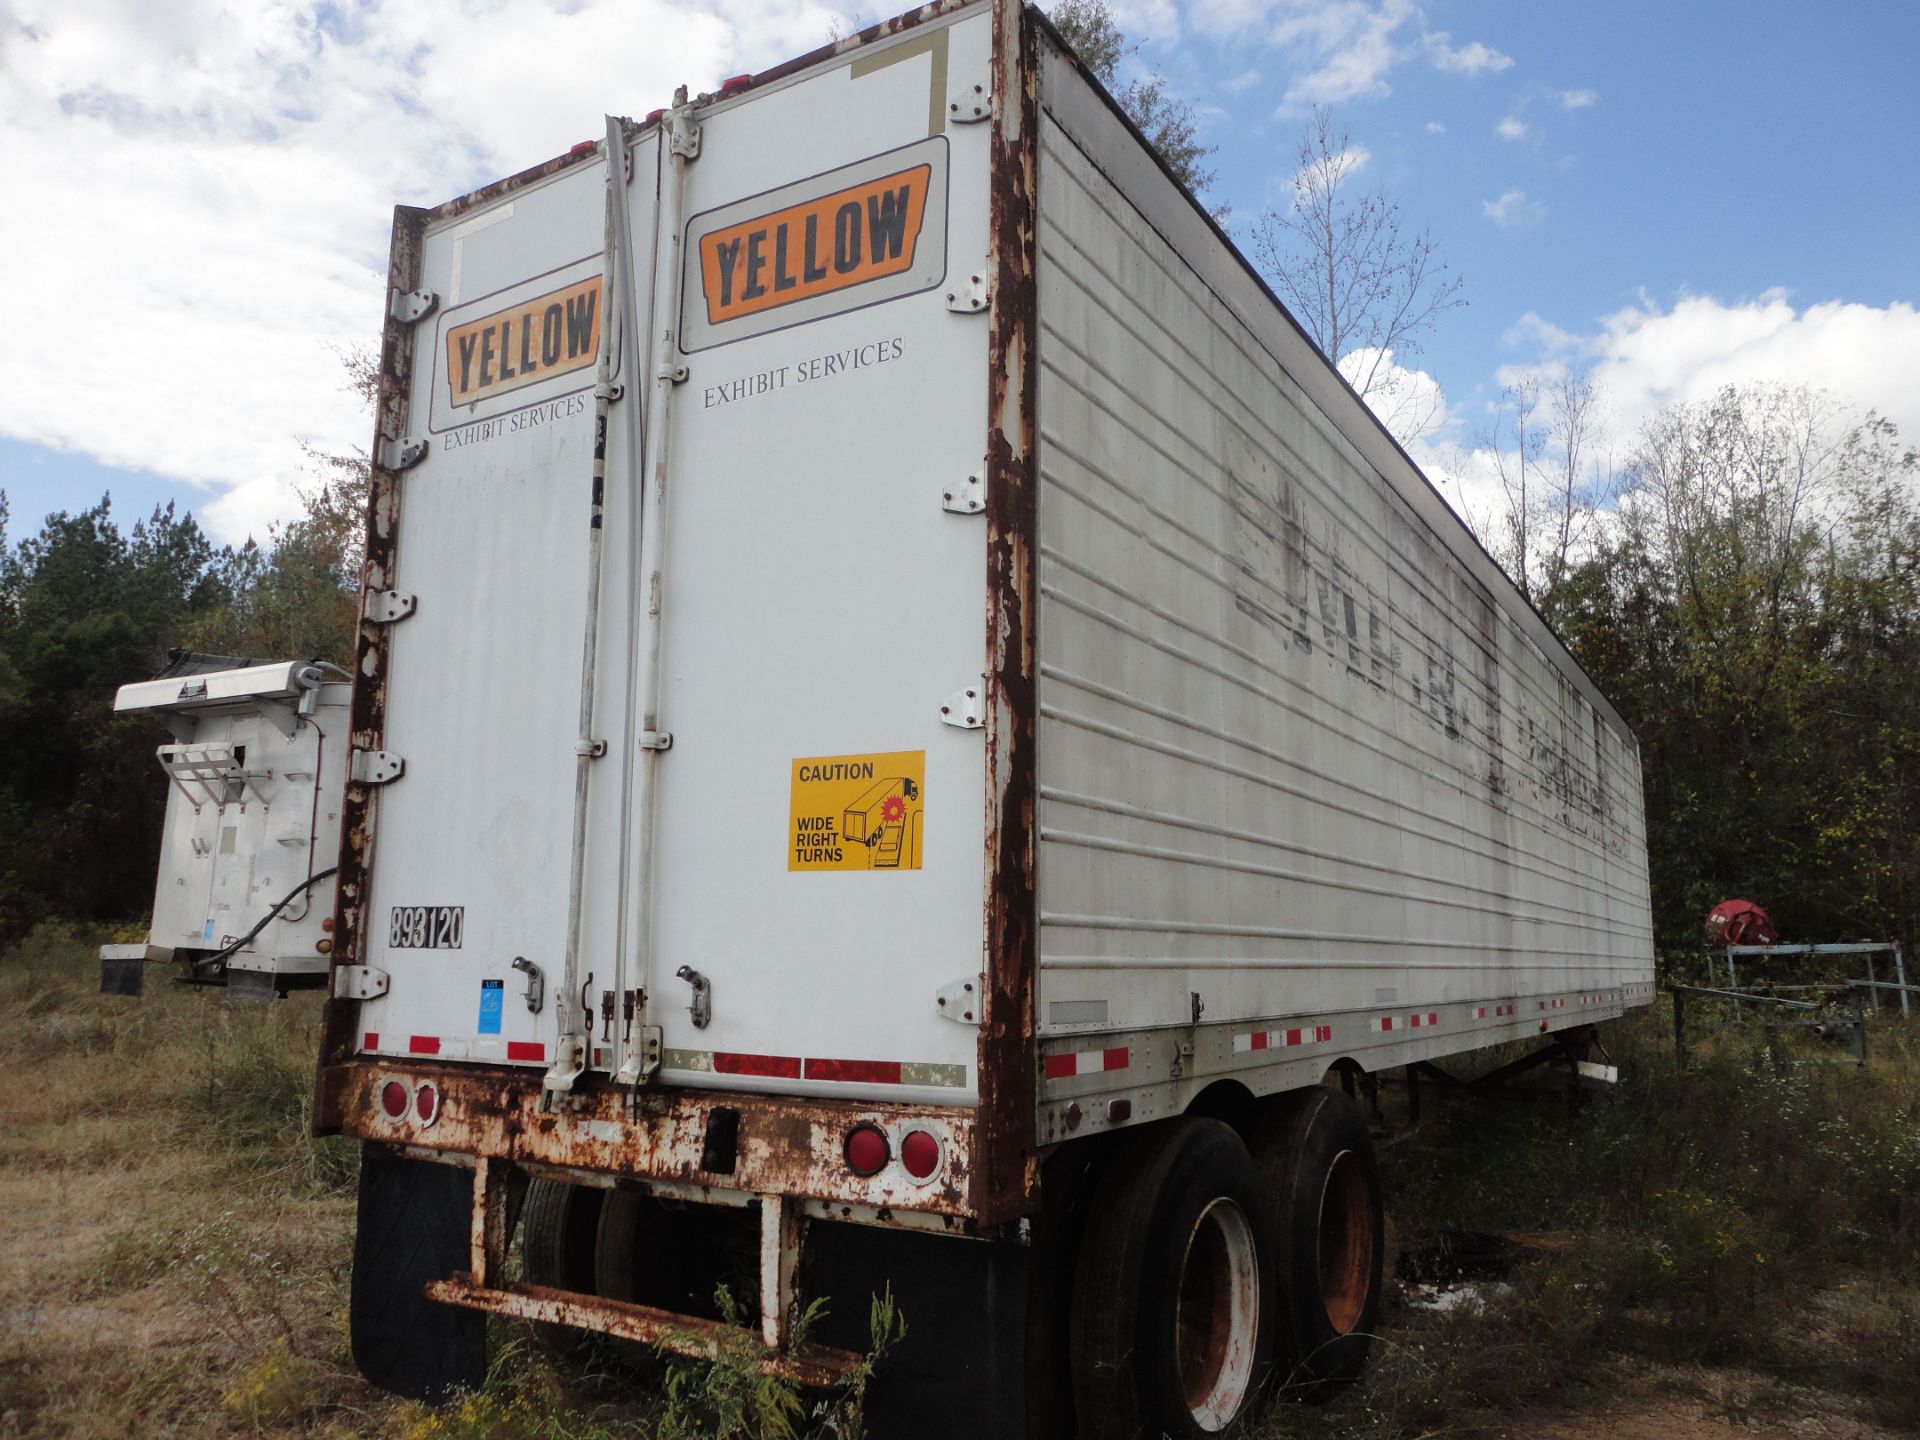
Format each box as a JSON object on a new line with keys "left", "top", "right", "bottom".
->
{"left": 975, "top": 0, "right": 1041, "bottom": 1230}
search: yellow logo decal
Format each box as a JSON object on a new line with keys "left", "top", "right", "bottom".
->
{"left": 700, "top": 165, "right": 931, "bottom": 326}
{"left": 789, "top": 751, "right": 925, "bottom": 872}
{"left": 444, "top": 275, "right": 602, "bottom": 407}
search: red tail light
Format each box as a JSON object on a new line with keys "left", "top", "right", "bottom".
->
{"left": 414, "top": 1081, "right": 440, "bottom": 1125}
{"left": 379, "top": 1080, "right": 408, "bottom": 1119}
{"left": 719, "top": 73, "right": 752, "bottom": 95}
{"left": 900, "top": 1129, "right": 941, "bottom": 1180}
{"left": 844, "top": 1124, "right": 889, "bottom": 1176}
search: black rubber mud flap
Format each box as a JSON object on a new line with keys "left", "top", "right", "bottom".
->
{"left": 350, "top": 1143, "right": 486, "bottom": 1402}
{"left": 807, "top": 1219, "right": 1032, "bottom": 1438}
{"left": 1249, "top": 1085, "right": 1385, "bottom": 1390}
{"left": 98, "top": 953, "right": 144, "bottom": 996}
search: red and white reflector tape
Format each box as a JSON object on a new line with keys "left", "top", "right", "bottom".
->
{"left": 1538, "top": 998, "right": 1568, "bottom": 1011}
{"left": 1376, "top": 1012, "right": 1439, "bottom": 1033}
{"left": 1043, "top": 1046, "right": 1130, "bottom": 1080}
{"left": 1233, "top": 1024, "right": 1332, "bottom": 1054}
{"left": 1474, "top": 1004, "right": 1516, "bottom": 1020}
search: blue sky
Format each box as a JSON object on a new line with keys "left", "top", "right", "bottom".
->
{"left": 2, "top": 0, "right": 1915, "bottom": 547}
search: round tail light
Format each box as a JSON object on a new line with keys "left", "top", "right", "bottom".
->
{"left": 379, "top": 1080, "right": 408, "bottom": 1119}
{"left": 844, "top": 1124, "right": 889, "bottom": 1176}
{"left": 414, "top": 1081, "right": 440, "bottom": 1125}
{"left": 900, "top": 1129, "right": 941, "bottom": 1180}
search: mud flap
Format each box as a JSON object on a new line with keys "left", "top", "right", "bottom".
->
{"left": 808, "top": 1220, "right": 1031, "bottom": 1438}
{"left": 350, "top": 1144, "right": 487, "bottom": 1401}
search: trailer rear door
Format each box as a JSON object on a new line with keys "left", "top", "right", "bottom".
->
{"left": 352, "top": 148, "right": 650, "bottom": 1068}
{"left": 644, "top": 11, "right": 995, "bottom": 1105}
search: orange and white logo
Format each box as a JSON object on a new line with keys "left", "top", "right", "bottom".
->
{"left": 681, "top": 137, "right": 948, "bottom": 352}
{"left": 444, "top": 275, "right": 602, "bottom": 408}
{"left": 698, "top": 165, "right": 931, "bottom": 326}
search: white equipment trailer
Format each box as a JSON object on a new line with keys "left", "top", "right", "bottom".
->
{"left": 315, "top": 2, "right": 1655, "bottom": 1432}
{"left": 101, "top": 659, "right": 349, "bottom": 999}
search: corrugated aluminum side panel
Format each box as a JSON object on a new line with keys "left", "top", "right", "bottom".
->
{"left": 1031, "top": 53, "right": 1654, "bottom": 1043}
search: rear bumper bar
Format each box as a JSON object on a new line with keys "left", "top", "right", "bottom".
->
{"left": 426, "top": 1277, "right": 866, "bottom": 1387}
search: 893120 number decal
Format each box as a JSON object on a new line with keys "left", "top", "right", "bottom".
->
{"left": 388, "top": 905, "right": 464, "bottom": 949}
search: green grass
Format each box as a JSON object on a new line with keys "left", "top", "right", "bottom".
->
{"left": 1259, "top": 1003, "right": 1920, "bottom": 1437}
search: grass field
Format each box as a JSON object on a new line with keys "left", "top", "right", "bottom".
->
{"left": 2, "top": 922, "right": 1916, "bottom": 1439}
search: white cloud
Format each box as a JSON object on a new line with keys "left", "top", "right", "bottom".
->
{"left": 1190, "top": 3, "right": 1517, "bottom": 113}
{"left": 1559, "top": 88, "right": 1598, "bottom": 110}
{"left": 1112, "top": 0, "right": 1183, "bottom": 47}
{"left": 1424, "top": 31, "right": 1512, "bottom": 76}
{"left": 1425, "top": 120, "right": 1446, "bottom": 133}
{"left": 1340, "top": 347, "right": 1450, "bottom": 446}
{"left": 1495, "top": 114, "right": 1529, "bottom": 141}
{"left": 1482, "top": 188, "right": 1546, "bottom": 228}
{"left": 1220, "top": 68, "right": 1264, "bottom": 95}
{"left": 0, "top": 0, "right": 842, "bottom": 544}
{"left": 1542, "top": 291, "right": 1920, "bottom": 447}
{"left": 1407, "top": 291, "right": 1920, "bottom": 535}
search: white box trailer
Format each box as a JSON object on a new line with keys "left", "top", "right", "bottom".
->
{"left": 316, "top": 1, "right": 1654, "bottom": 1431}
{"left": 101, "top": 659, "right": 350, "bottom": 999}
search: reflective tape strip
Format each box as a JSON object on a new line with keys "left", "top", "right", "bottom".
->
{"left": 363, "top": 1032, "right": 379, "bottom": 1051}
{"left": 658, "top": 1049, "right": 966, "bottom": 1088}
{"left": 1043, "top": 1046, "right": 1130, "bottom": 1080}
{"left": 713, "top": 1051, "right": 802, "bottom": 1079}
{"left": 408, "top": 1035, "right": 441, "bottom": 1055}
{"left": 1232, "top": 1024, "right": 1333, "bottom": 1054}
{"left": 506, "top": 1041, "right": 545, "bottom": 1062}
{"left": 1408, "top": 1011, "right": 1440, "bottom": 1029}
{"left": 1474, "top": 1005, "right": 1516, "bottom": 1020}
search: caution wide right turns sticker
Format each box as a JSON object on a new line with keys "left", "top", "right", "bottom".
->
{"left": 789, "top": 751, "right": 925, "bottom": 872}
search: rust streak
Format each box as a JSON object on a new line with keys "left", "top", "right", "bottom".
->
{"left": 314, "top": 203, "right": 426, "bottom": 1128}
{"left": 975, "top": 0, "right": 1041, "bottom": 1228}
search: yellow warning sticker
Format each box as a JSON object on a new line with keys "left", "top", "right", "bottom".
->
{"left": 789, "top": 751, "right": 924, "bottom": 872}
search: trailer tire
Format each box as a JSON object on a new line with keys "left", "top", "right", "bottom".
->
{"left": 1070, "top": 1118, "right": 1272, "bottom": 1439}
{"left": 350, "top": 1144, "right": 486, "bottom": 1402}
{"left": 1249, "top": 1086, "right": 1383, "bottom": 1390}
{"left": 521, "top": 1178, "right": 604, "bottom": 1352}
{"left": 592, "top": 1188, "right": 665, "bottom": 1307}
{"left": 523, "top": 1178, "right": 603, "bottom": 1293}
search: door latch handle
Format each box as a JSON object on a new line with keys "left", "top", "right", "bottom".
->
{"left": 511, "top": 956, "right": 544, "bottom": 1014}
{"left": 675, "top": 965, "right": 711, "bottom": 1029}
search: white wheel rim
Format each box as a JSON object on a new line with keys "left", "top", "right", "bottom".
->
{"left": 1175, "top": 1196, "right": 1260, "bottom": 1431}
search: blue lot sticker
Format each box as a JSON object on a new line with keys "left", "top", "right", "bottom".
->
{"left": 478, "top": 978, "right": 505, "bottom": 1035}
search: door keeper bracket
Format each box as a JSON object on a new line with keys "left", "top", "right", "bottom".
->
{"left": 364, "top": 589, "right": 416, "bottom": 624}
{"left": 943, "top": 472, "right": 985, "bottom": 514}
{"left": 939, "top": 685, "right": 984, "bottom": 729}
{"left": 350, "top": 750, "right": 405, "bottom": 785}
{"left": 388, "top": 289, "right": 439, "bottom": 324}
{"left": 945, "top": 270, "right": 989, "bottom": 313}
{"left": 379, "top": 437, "right": 428, "bottom": 472}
